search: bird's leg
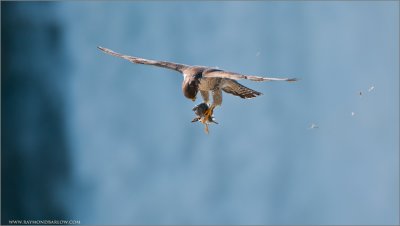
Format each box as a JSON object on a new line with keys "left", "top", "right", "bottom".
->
{"left": 203, "top": 104, "right": 216, "bottom": 123}
{"left": 204, "top": 90, "right": 221, "bottom": 123}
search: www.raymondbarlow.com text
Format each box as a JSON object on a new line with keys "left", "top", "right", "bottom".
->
{"left": 9, "top": 219, "right": 80, "bottom": 225}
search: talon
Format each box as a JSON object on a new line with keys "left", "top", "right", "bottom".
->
{"left": 203, "top": 105, "right": 215, "bottom": 122}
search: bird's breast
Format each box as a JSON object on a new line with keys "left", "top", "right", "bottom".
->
{"left": 198, "top": 77, "right": 222, "bottom": 91}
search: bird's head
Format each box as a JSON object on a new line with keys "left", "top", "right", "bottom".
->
{"left": 182, "top": 75, "right": 200, "bottom": 101}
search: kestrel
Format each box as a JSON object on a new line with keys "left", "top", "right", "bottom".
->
{"left": 98, "top": 46, "right": 296, "bottom": 127}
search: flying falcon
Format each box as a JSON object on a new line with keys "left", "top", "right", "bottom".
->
{"left": 98, "top": 46, "right": 296, "bottom": 127}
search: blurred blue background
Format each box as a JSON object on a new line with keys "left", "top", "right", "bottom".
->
{"left": 1, "top": 2, "right": 399, "bottom": 225}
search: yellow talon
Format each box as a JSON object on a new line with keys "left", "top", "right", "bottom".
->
{"left": 203, "top": 105, "right": 215, "bottom": 122}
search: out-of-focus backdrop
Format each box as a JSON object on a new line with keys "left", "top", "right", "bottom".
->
{"left": 1, "top": 2, "right": 399, "bottom": 225}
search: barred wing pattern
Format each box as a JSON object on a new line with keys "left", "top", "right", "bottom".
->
{"left": 221, "top": 79, "right": 262, "bottom": 99}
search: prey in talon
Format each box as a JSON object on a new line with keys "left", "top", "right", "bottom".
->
{"left": 192, "top": 103, "right": 218, "bottom": 133}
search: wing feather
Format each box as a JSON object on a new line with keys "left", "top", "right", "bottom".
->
{"left": 203, "top": 68, "right": 297, "bottom": 82}
{"left": 222, "top": 79, "right": 262, "bottom": 99}
{"left": 98, "top": 46, "right": 189, "bottom": 73}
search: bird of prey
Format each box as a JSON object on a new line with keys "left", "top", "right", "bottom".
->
{"left": 98, "top": 46, "right": 296, "bottom": 127}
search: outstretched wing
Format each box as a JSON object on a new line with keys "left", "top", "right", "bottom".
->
{"left": 203, "top": 68, "right": 297, "bottom": 82}
{"left": 222, "top": 79, "right": 262, "bottom": 99}
{"left": 98, "top": 46, "right": 189, "bottom": 73}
